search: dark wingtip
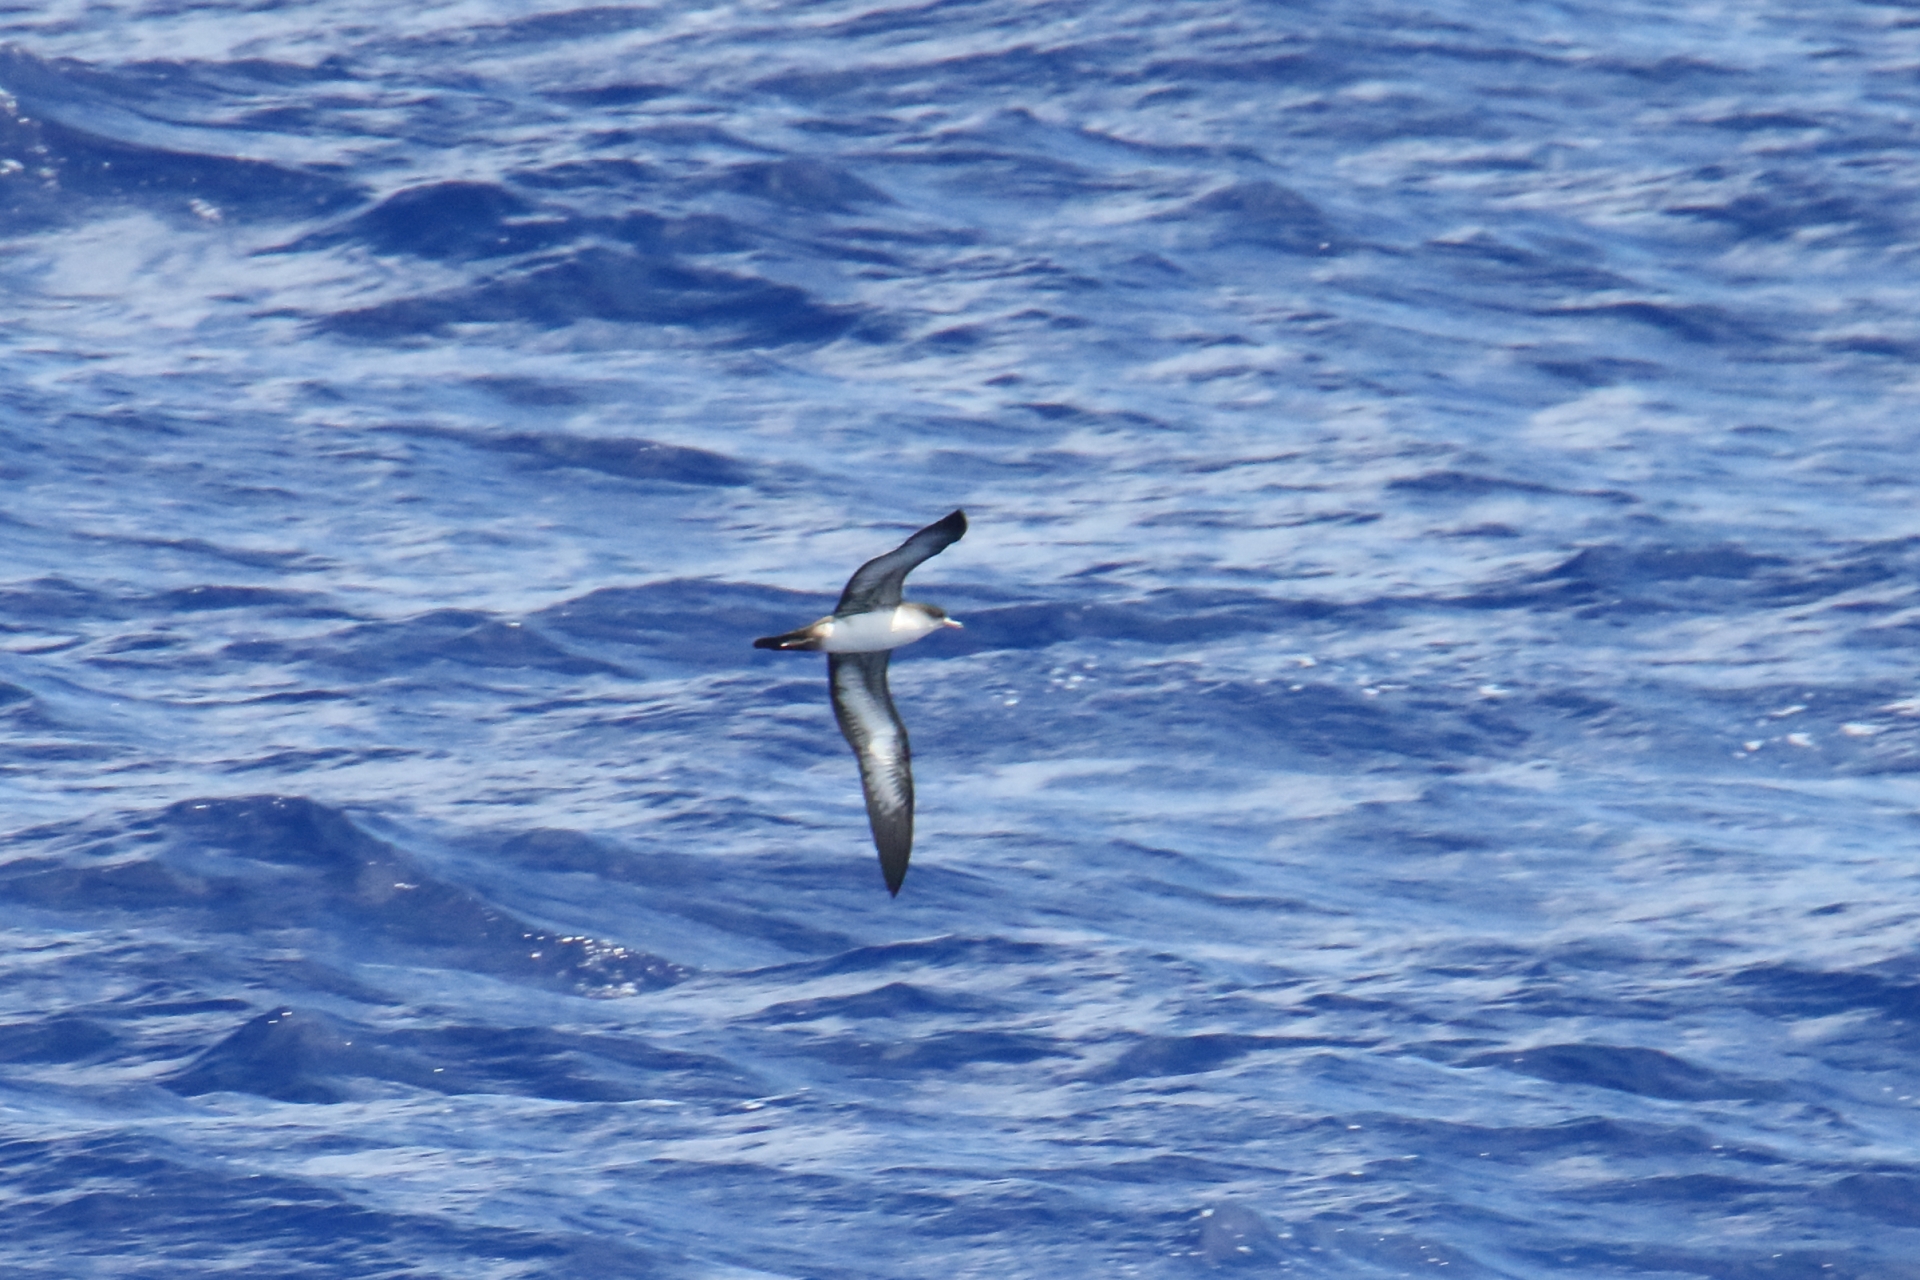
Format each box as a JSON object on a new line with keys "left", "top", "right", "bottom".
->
{"left": 940, "top": 509, "right": 967, "bottom": 539}
{"left": 879, "top": 847, "right": 910, "bottom": 896}
{"left": 752, "top": 636, "right": 780, "bottom": 649}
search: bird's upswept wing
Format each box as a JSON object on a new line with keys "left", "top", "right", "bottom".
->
{"left": 834, "top": 509, "right": 967, "bottom": 615}
{"left": 829, "top": 651, "right": 914, "bottom": 894}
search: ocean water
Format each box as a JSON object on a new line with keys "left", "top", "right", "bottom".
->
{"left": 3, "top": 1, "right": 1920, "bottom": 1275}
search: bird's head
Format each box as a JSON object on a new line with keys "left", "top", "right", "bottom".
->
{"left": 913, "top": 602, "right": 963, "bottom": 629}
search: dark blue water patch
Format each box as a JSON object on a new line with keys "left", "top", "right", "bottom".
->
{"left": 0, "top": 101, "right": 61, "bottom": 228}
{"left": 98, "top": 533, "right": 319, "bottom": 573}
{"left": 1109, "top": 870, "right": 1325, "bottom": 918}
{"left": 223, "top": 746, "right": 415, "bottom": 774}
{"left": 0, "top": 47, "right": 363, "bottom": 221}
{"left": 1461, "top": 961, "right": 1684, "bottom": 1025}
{"left": 1827, "top": 334, "right": 1920, "bottom": 360}
{"left": 1423, "top": 232, "right": 1628, "bottom": 293}
{"left": 0, "top": 576, "right": 126, "bottom": 623}
{"left": 317, "top": 246, "right": 865, "bottom": 346}
{"left": 589, "top": 120, "right": 779, "bottom": 157}
{"left": 1386, "top": 469, "right": 1633, "bottom": 502}
{"left": 750, "top": 66, "right": 890, "bottom": 104}
{"left": 385, "top": 1021, "right": 756, "bottom": 1100}
{"left": 1188, "top": 681, "right": 1529, "bottom": 765}
{"left": 1195, "top": 1201, "right": 1293, "bottom": 1267}
{"left": 939, "top": 588, "right": 1366, "bottom": 652}
{"left": 1462, "top": 1043, "right": 1781, "bottom": 1102}
{"left": 1531, "top": 356, "right": 1665, "bottom": 386}
{"left": 2, "top": 1133, "right": 676, "bottom": 1279}
{"left": 745, "top": 934, "right": 1060, "bottom": 983}
{"left": 1077, "top": 1033, "right": 1271, "bottom": 1083}
{"left": 1389, "top": 470, "right": 1557, "bottom": 498}
{"left": 809, "top": 0, "right": 1011, "bottom": 43}
{"left": 1311, "top": 97, "right": 1514, "bottom": 148}
{"left": 1136, "top": 49, "right": 1358, "bottom": 92}
{"left": 216, "top": 954, "right": 395, "bottom": 1011}
{"left": 604, "top": 209, "right": 754, "bottom": 255}
{"left": 1019, "top": 307, "right": 1094, "bottom": 332}
{"left": 707, "top": 158, "right": 891, "bottom": 212}
{"left": 889, "top": 144, "right": 1120, "bottom": 203}
{"left": 1822, "top": 1173, "right": 1920, "bottom": 1228}
{"left": 541, "top": 81, "right": 675, "bottom": 107}
{"left": 757, "top": 45, "right": 1142, "bottom": 106}
{"left": 935, "top": 673, "right": 1521, "bottom": 775}
{"left": 0, "top": 1016, "right": 120, "bottom": 1064}
{"left": 1301, "top": 991, "right": 1409, "bottom": 1018}
{"left": 824, "top": 222, "right": 986, "bottom": 256}
{"left": 95, "top": 629, "right": 186, "bottom": 655}
{"left": 664, "top": 897, "right": 866, "bottom": 958}
{"left": 459, "top": 4, "right": 666, "bottom": 47}
{"left": 483, "top": 828, "right": 868, "bottom": 955}
{"left": 1847, "top": 618, "right": 1920, "bottom": 653}
{"left": 236, "top": 688, "right": 356, "bottom": 706}
{"left": 1750, "top": 540, "right": 1914, "bottom": 608}
{"left": 538, "top": 581, "right": 836, "bottom": 666}
{"left": 911, "top": 1183, "right": 1132, "bottom": 1241}
{"left": 493, "top": 825, "right": 685, "bottom": 880}
{"left": 1572, "top": 1172, "right": 1786, "bottom": 1207}
{"left": 165, "top": 1007, "right": 403, "bottom": 1104}
{"left": 747, "top": 981, "right": 1009, "bottom": 1024}
{"left": 166, "top": 1007, "right": 755, "bottom": 1104}
{"left": 921, "top": 323, "right": 986, "bottom": 349}
{"left": 9, "top": 112, "right": 361, "bottom": 224}
{"left": 5, "top": 796, "right": 686, "bottom": 996}
{"left": 509, "top": 156, "right": 663, "bottom": 192}
{"left": 1527, "top": 688, "right": 1616, "bottom": 721}
{"left": 1452, "top": 543, "right": 1793, "bottom": 615}
{"left": 1704, "top": 110, "right": 1830, "bottom": 133}
{"left": 1685, "top": 683, "right": 1920, "bottom": 776}
{"left": 385, "top": 425, "right": 752, "bottom": 486}
{"left": 226, "top": 608, "right": 622, "bottom": 677}
{"left": 467, "top": 375, "right": 585, "bottom": 406}
{"left": 1514, "top": 1239, "right": 1905, "bottom": 1280}
{"left": 1539, "top": 299, "right": 1767, "bottom": 347}
{"left": 491, "top": 821, "right": 760, "bottom": 890}
{"left": 0, "top": 48, "right": 358, "bottom": 115}
{"left": 1725, "top": 963, "right": 1920, "bottom": 1026}
{"left": 1665, "top": 175, "right": 1906, "bottom": 247}
{"left": 788, "top": 1027, "right": 1065, "bottom": 1074}
{"left": 3, "top": 741, "right": 122, "bottom": 762}
{"left": 1013, "top": 401, "right": 1169, "bottom": 430}
{"left": 147, "top": 584, "right": 350, "bottom": 616}
{"left": 1370, "top": 1112, "right": 1780, "bottom": 1169}
{"left": 277, "top": 181, "right": 570, "bottom": 261}
{"left": 1577, "top": 47, "right": 1751, "bottom": 87}
{"left": 1033, "top": 1153, "right": 1271, "bottom": 1191}
{"left": 791, "top": 233, "right": 907, "bottom": 268}
{"left": 1276, "top": 1216, "right": 1491, "bottom": 1278}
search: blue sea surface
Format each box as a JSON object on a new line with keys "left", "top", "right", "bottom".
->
{"left": 4, "top": 1, "right": 1920, "bottom": 1275}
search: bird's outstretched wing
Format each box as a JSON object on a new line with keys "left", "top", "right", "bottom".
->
{"left": 834, "top": 509, "right": 967, "bottom": 615}
{"left": 829, "top": 651, "right": 914, "bottom": 895}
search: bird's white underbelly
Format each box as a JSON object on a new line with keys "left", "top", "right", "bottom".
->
{"left": 817, "top": 607, "right": 940, "bottom": 653}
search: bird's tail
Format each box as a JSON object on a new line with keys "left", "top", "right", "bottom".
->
{"left": 753, "top": 628, "right": 822, "bottom": 651}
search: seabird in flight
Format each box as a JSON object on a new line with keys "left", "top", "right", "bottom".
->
{"left": 754, "top": 510, "right": 968, "bottom": 895}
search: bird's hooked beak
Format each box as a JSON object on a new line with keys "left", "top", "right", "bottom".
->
{"left": 944, "top": 617, "right": 964, "bottom": 629}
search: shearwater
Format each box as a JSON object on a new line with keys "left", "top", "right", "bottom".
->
{"left": 754, "top": 510, "right": 967, "bottom": 895}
